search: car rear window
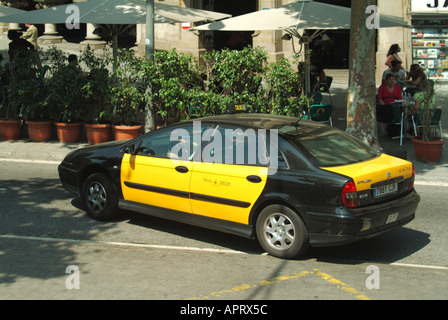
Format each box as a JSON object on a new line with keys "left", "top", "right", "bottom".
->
{"left": 285, "top": 126, "right": 379, "bottom": 167}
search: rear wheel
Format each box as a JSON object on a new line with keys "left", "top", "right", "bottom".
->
{"left": 256, "top": 205, "right": 309, "bottom": 259}
{"left": 82, "top": 173, "right": 119, "bottom": 221}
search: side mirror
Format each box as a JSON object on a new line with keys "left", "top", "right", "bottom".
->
{"left": 121, "top": 144, "right": 136, "bottom": 154}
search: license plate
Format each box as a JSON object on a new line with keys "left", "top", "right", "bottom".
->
{"left": 386, "top": 212, "right": 399, "bottom": 224}
{"left": 373, "top": 183, "right": 398, "bottom": 198}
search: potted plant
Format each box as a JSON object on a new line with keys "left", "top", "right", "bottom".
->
{"left": 72, "top": 48, "right": 112, "bottom": 144}
{"left": 108, "top": 51, "right": 145, "bottom": 140}
{"left": 411, "top": 82, "right": 445, "bottom": 162}
{"left": 47, "top": 56, "right": 87, "bottom": 143}
{"left": 83, "top": 68, "right": 113, "bottom": 144}
{"left": 109, "top": 75, "right": 144, "bottom": 140}
{"left": 10, "top": 53, "right": 52, "bottom": 141}
{"left": 0, "top": 61, "right": 22, "bottom": 140}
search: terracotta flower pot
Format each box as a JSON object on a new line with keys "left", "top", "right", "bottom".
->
{"left": 411, "top": 136, "right": 445, "bottom": 163}
{"left": 113, "top": 124, "right": 142, "bottom": 141}
{"left": 0, "top": 119, "right": 22, "bottom": 140}
{"left": 55, "top": 122, "right": 83, "bottom": 143}
{"left": 26, "top": 120, "right": 53, "bottom": 141}
{"left": 84, "top": 123, "right": 111, "bottom": 144}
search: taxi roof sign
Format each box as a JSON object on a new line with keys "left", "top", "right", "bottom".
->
{"left": 226, "top": 103, "right": 247, "bottom": 114}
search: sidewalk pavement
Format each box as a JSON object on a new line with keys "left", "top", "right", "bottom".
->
{"left": 0, "top": 36, "right": 447, "bottom": 183}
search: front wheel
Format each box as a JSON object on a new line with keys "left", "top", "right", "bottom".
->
{"left": 256, "top": 205, "right": 309, "bottom": 259}
{"left": 82, "top": 173, "right": 119, "bottom": 221}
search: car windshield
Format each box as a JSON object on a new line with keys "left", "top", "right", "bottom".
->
{"left": 283, "top": 126, "right": 379, "bottom": 167}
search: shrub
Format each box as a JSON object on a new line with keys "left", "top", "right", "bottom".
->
{"left": 108, "top": 50, "right": 147, "bottom": 125}
{"left": 200, "top": 46, "right": 268, "bottom": 112}
{"left": 46, "top": 60, "right": 88, "bottom": 123}
{"left": 145, "top": 49, "right": 203, "bottom": 124}
{"left": 10, "top": 52, "right": 48, "bottom": 121}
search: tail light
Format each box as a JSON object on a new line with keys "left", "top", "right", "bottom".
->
{"left": 407, "top": 164, "right": 415, "bottom": 192}
{"left": 342, "top": 180, "right": 358, "bottom": 208}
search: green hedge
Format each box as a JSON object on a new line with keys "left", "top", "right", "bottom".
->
{"left": 38, "top": 46, "right": 311, "bottom": 126}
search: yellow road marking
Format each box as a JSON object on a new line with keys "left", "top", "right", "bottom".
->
{"left": 188, "top": 269, "right": 371, "bottom": 300}
{"left": 188, "top": 271, "right": 311, "bottom": 300}
{"left": 313, "top": 269, "right": 371, "bottom": 300}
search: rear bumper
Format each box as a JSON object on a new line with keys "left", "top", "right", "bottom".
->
{"left": 307, "top": 190, "right": 420, "bottom": 247}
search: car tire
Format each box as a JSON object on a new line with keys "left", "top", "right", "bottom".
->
{"left": 82, "top": 173, "right": 119, "bottom": 221}
{"left": 256, "top": 205, "right": 309, "bottom": 259}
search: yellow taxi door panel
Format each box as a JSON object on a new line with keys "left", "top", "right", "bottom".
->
{"left": 190, "top": 163, "right": 268, "bottom": 225}
{"left": 121, "top": 154, "right": 193, "bottom": 213}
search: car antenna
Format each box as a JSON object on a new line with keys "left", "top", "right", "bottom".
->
{"left": 290, "top": 115, "right": 303, "bottom": 129}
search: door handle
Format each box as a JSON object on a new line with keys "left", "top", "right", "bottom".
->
{"left": 246, "top": 175, "right": 262, "bottom": 183}
{"left": 175, "top": 166, "right": 189, "bottom": 173}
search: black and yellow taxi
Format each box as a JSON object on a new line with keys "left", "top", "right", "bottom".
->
{"left": 58, "top": 113, "right": 420, "bottom": 259}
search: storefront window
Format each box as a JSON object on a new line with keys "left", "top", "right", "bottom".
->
{"left": 412, "top": 19, "right": 448, "bottom": 80}
{"left": 411, "top": 0, "right": 448, "bottom": 80}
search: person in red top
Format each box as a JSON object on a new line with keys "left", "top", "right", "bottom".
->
{"left": 378, "top": 74, "right": 403, "bottom": 105}
{"left": 377, "top": 74, "right": 402, "bottom": 122}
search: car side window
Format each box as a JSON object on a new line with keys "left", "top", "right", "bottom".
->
{"left": 275, "top": 149, "right": 288, "bottom": 169}
{"left": 135, "top": 124, "right": 210, "bottom": 160}
{"left": 202, "top": 125, "right": 272, "bottom": 166}
{"left": 135, "top": 129, "right": 173, "bottom": 158}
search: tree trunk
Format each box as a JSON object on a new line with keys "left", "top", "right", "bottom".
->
{"left": 346, "top": 0, "right": 381, "bottom": 150}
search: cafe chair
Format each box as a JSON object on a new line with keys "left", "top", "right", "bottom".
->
{"left": 318, "top": 76, "right": 334, "bottom": 106}
{"left": 411, "top": 108, "right": 443, "bottom": 138}
{"left": 309, "top": 104, "right": 333, "bottom": 126}
{"left": 308, "top": 91, "right": 322, "bottom": 105}
{"left": 40, "top": 65, "right": 50, "bottom": 79}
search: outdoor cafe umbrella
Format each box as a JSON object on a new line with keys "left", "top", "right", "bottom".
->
{"left": 0, "top": 5, "right": 24, "bottom": 17}
{"left": 191, "top": 0, "right": 410, "bottom": 91}
{"left": 191, "top": 0, "right": 409, "bottom": 33}
{"left": 0, "top": 0, "right": 230, "bottom": 25}
{"left": 0, "top": 0, "right": 231, "bottom": 65}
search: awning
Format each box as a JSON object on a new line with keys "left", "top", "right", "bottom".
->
{"left": 0, "top": 0, "right": 231, "bottom": 24}
{"left": 191, "top": 0, "right": 410, "bottom": 32}
{"left": 0, "top": 5, "right": 24, "bottom": 17}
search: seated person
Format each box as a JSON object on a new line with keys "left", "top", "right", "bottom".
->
{"left": 405, "top": 64, "right": 428, "bottom": 96}
{"left": 382, "top": 60, "right": 406, "bottom": 86}
{"left": 411, "top": 87, "right": 435, "bottom": 115}
{"left": 310, "top": 60, "right": 327, "bottom": 91}
{"left": 409, "top": 87, "right": 436, "bottom": 136}
{"left": 377, "top": 74, "right": 402, "bottom": 122}
{"left": 378, "top": 74, "right": 403, "bottom": 105}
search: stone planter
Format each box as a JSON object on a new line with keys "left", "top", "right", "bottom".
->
{"left": 26, "top": 120, "right": 53, "bottom": 141}
{"left": 0, "top": 119, "right": 22, "bottom": 140}
{"left": 84, "top": 123, "right": 111, "bottom": 144}
{"left": 411, "top": 136, "right": 445, "bottom": 163}
{"left": 113, "top": 124, "right": 142, "bottom": 141}
{"left": 55, "top": 122, "right": 83, "bottom": 143}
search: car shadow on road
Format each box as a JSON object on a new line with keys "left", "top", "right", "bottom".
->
{"left": 306, "top": 227, "right": 431, "bottom": 264}
{"left": 69, "top": 196, "right": 264, "bottom": 253}
{"left": 116, "top": 209, "right": 265, "bottom": 254}
{"left": 111, "top": 207, "right": 431, "bottom": 264}
{"left": 70, "top": 195, "right": 431, "bottom": 264}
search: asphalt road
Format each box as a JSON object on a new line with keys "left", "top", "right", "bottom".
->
{"left": 1, "top": 159, "right": 447, "bottom": 302}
